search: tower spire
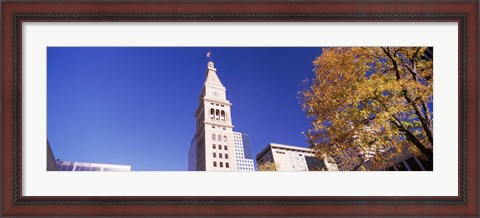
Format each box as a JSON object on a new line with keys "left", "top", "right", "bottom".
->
{"left": 205, "top": 59, "right": 222, "bottom": 87}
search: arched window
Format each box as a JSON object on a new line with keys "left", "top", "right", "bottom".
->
{"left": 215, "top": 109, "right": 220, "bottom": 120}
{"left": 218, "top": 134, "right": 221, "bottom": 141}
{"left": 223, "top": 136, "right": 227, "bottom": 142}
{"left": 221, "top": 110, "right": 225, "bottom": 121}
{"left": 212, "top": 134, "right": 215, "bottom": 141}
{"left": 210, "top": 108, "right": 214, "bottom": 119}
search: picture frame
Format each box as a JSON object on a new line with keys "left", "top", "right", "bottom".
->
{"left": 1, "top": 0, "right": 478, "bottom": 216}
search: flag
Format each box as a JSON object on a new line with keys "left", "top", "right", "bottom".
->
{"left": 207, "top": 51, "right": 211, "bottom": 58}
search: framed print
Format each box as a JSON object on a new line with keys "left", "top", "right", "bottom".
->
{"left": 1, "top": 0, "right": 478, "bottom": 216}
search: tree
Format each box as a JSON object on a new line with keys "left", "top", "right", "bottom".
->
{"left": 257, "top": 162, "right": 279, "bottom": 171}
{"left": 300, "top": 47, "right": 433, "bottom": 170}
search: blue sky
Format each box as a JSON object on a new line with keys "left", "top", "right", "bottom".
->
{"left": 47, "top": 47, "right": 322, "bottom": 171}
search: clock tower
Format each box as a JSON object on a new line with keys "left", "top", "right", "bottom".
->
{"left": 189, "top": 61, "right": 238, "bottom": 171}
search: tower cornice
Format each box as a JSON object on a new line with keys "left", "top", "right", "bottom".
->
{"left": 203, "top": 120, "right": 234, "bottom": 128}
{"left": 203, "top": 97, "right": 232, "bottom": 106}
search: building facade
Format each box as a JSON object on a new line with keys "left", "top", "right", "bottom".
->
{"left": 256, "top": 143, "right": 338, "bottom": 171}
{"left": 384, "top": 155, "right": 428, "bottom": 171}
{"left": 189, "top": 61, "right": 247, "bottom": 171}
{"left": 56, "top": 160, "right": 131, "bottom": 171}
{"left": 233, "top": 132, "right": 255, "bottom": 171}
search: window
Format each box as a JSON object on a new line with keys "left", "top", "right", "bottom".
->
{"left": 224, "top": 145, "right": 228, "bottom": 150}
{"left": 385, "top": 166, "right": 396, "bottom": 171}
{"left": 396, "top": 162, "right": 408, "bottom": 171}
{"left": 219, "top": 145, "right": 222, "bottom": 149}
{"left": 213, "top": 161, "right": 217, "bottom": 167}
{"left": 220, "top": 162, "right": 223, "bottom": 168}
{"left": 226, "top": 163, "right": 229, "bottom": 168}
{"left": 219, "top": 153, "right": 223, "bottom": 158}
{"left": 218, "top": 134, "right": 221, "bottom": 141}
{"left": 221, "top": 110, "right": 225, "bottom": 121}
{"left": 223, "top": 136, "right": 227, "bottom": 142}
{"left": 212, "top": 134, "right": 216, "bottom": 141}
{"left": 223, "top": 127, "right": 226, "bottom": 130}
{"left": 225, "top": 154, "right": 229, "bottom": 159}
{"left": 212, "top": 144, "right": 216, "bottom": 149}
{"left": 405, "top": 158, "right": 422, "bottom": 171}
{"left": 59, "top": 164, "right": 67, "bottom": 171}
{"left": 210, "top": 108, "right": 214, "bottom": 119}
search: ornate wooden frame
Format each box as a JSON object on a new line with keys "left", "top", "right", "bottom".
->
{"left": 1, "top": 0, "right": 478, "bottom": 216}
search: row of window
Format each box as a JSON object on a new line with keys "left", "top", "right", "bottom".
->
{"left": 210, "top": 102, "right": 225, "bottom": 107}
{"left": 57, "top": 165, "right": 122, "bottom": 172}
{"left": 213, "top": 161, "right": 229, "bottom": 168}
{"left": 212, "top": 144, "right": 228, "bottom": 150}
{"left": 209, "top": 108, "right": 227, "bottom": 121}
{"left": 385, "top": 156, "right": 427, "bottom": 171}
{"left": 211, "top": 125, "right": 227, "bottom": 130}
{"left": 237, "top": 159, "right": 251, "bottom": 163}
{"left": 212, "top": 134, "right": 227, "bottom": 142}
{"left": 213, "top": 152, "right": 229, "bottom": 159}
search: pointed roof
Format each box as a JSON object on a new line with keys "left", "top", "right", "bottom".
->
{"left": 204, "top": 61, "right": 224, "bottom": 88}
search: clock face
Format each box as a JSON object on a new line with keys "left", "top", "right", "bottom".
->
{"left": 212, "top": 91, "right": 220, "bottom": 98}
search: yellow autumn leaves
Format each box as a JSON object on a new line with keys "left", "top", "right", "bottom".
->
{"left": 300, "top": 47, "right": 433, "bottom": 170}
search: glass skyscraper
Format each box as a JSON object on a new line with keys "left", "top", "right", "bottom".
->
{"left": 241, "top": 134, "right": 253, "bottom": 160}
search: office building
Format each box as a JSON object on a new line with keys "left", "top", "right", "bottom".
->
{"left": 233, "top": 132, "right": 255, "bottom": 171}
{"left": 317, "top": 146, "right": 429, "bottom": 171}
{"left": 256, "top": 143, "right": 338, "bottom": 171}
{"left": 384, "top": 155, "right": 429, "bottom": 171}
{"left": 56, "top": 160, "right": 131, "bottom": 171}
{"left": 240, "top": 133, "right": 253, "bottom": 159}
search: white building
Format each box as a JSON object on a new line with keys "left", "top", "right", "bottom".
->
{"left": 189, "top": 61, "right": 254, "bottom": 171}
{"left": 256, "top": 143, "right": 338, "bottom": 171}
{"left": 233, "top": 132, "right": 255, "bottom": 171}
{"left": 56, "top": 160, "right": 131, "bottom": 171}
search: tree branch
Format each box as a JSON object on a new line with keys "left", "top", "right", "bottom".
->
{"left": 402, "top": 91, "right": 433, "bottom": 146}
{"left": 382, "top": 47, "right": 433, "bottom": 148}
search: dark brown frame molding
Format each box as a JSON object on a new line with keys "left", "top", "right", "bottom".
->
{"left": 1, "top": 0, "right": 478, "bottom": 216}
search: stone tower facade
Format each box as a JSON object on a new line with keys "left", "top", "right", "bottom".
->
{"left": 189, "top": 61, "right": 238, "bottom": 171}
